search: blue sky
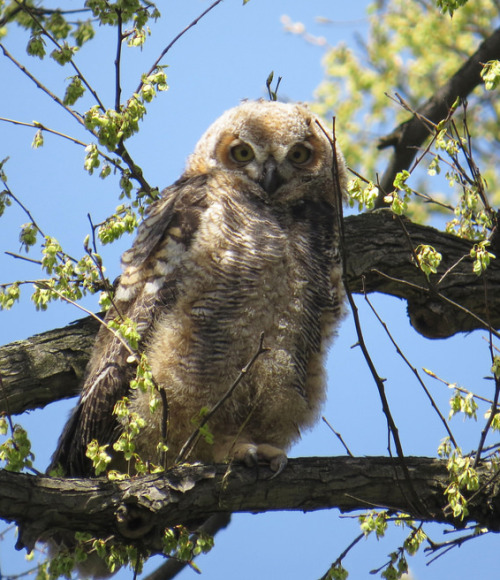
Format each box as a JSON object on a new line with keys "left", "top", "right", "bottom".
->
{"left": 1, "top": 1, "right": 499, "bottom": 579}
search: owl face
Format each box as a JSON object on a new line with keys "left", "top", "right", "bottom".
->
{"left": 186, "top": 101, "right": 343, "bottom": 204}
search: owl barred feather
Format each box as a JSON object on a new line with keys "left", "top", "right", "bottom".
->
{"left": 50, "top": 100, "right": 348, "bottom": 479}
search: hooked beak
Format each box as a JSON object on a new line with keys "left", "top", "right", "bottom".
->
{"left": 258, "top": 157, "right": 284, "bottom": 194}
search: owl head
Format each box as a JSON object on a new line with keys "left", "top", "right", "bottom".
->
{"left": 185, "top": 100, "right": 347, "bottom": 204}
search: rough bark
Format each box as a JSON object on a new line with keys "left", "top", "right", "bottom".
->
{"left": 0, "top": 212, "right": 498, "bottom": 416}
{"left": 0, "top": 315, "right": 100, "bottom": 414}
{"left": 3, "top": 457, "right": 499, "bottom": 555}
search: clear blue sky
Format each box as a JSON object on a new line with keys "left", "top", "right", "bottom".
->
{"left": 0, "top": 2, "right": 498, "bottom": 579}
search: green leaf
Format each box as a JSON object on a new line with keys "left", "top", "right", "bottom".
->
{"left": 63, "top": 76, "right": 86, "bottom": 106}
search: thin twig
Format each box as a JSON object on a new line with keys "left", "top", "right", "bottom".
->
{"left": 14, "top": 0, "right": 106, "bottom": 112}
{"left": 0, "top": 43, "right": 84, "bottom": 126}
{"left": 319, "top": 532, "right": 364, "bottom": 580}
{"left": 474, "top": 275, "right": 500, "bottom": 467}
{"left": 115, "top": 9, "right": 123, "bottom": 112}
{"left": 0, "top": 117, "right": 125, "bottom": 171}
{"left": 136, "top": 0, "right": 224, "bottom": 94}
{"left": 424, "top": 528, "right": 489, "bottom": 565}
{"left": 175, "top": 333, "right": 269, "bottom": 464}
{"left": 322, "top": 416, "right": 354, "bottom": 457}
{"left": 362, "top": 285, "right": 458, "bottom": 448}
{"left": 333, "top": 120, "right": 427, "bottom": 514}
{"left": 4, "top": 252, "right": 42, "bottom": 265}
{"left": 370, "top": 268, "right": 500, "bottom": 340}
{"left": 31, "top": 280, "right": 137, "bottom": 361}
{"left": 423, "top": 368, "right": 497, "bottom": 406}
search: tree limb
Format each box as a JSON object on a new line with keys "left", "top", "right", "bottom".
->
{"left": 375, "top": 26, "right": 500, "bottom": 206}
{"left": 3, "top": 457, "right": 500, "bottom": 555}
{"left": 1, "top": 212, "right": 498, "bottom": 416}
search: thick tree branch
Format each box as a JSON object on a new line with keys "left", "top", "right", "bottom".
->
{"left": 0, "top": 315, "right": 100, "bottom": 415}
{"left": 1, "top": 212, "right": 498, "bottom": 416}
{"left": 3, "top": 457, "right": 500, "bottom": 555}
{"left": 376, "top": 26, "right": 500, "bottom": 206}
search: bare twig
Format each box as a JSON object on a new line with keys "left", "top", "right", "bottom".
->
{"left": 322, "top": 416, "right": 354, "bottom": 457}
{"left": 423, "top": 368, "right": 498, "bottom": 407}
{"left": 424, "top": 527, "right": 489, "bottom": 565}
{"left": 324, "top": 118, "right": 427, "bottom": 516}
{"left": 115, "top": 9, "right": 123, "bottom": 112}
{"left": 136, "top": 0, "right": 224, "bottom": 95}
{"left": 369, "top": 269, "right": 500, "bottom": 340}
{"left": 4, "top": 252, "right": 42, "bottom": 266}
{"left": 319, "top": 532, "right": 364, "bottom": 580}
{"left": 474, "top": 277, "right": 500, "bottom": 467}
{"left": 176, "top": 333, "right": 269, "bottom": 464}
{"left": 0, "top": 43, "right": 84, "bottom": 126}
{"left": 362, "top": 286, "right": 458, "bottom": 448}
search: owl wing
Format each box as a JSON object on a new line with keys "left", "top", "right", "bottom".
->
{"left": 49, "top": 175, "right": 209, "bottom": 476}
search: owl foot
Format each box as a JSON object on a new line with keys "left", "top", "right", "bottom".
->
{"left": 232, "top": 442, "right": 288, "bottom": 477}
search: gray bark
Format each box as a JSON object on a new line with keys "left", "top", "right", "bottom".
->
{"left": 4, "top": 457, "right": 499, "bottom": 554}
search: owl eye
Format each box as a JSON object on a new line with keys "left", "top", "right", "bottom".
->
{"left": 287, "top": 143, "right": 312, "bottom": 165}
{"left": 230, "top": 143, "right": 255, "bottom": 164}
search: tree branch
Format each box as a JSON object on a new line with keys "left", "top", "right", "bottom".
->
{"left": 1, "top": 212, "right": 498, "bottom": 416}
{"left": 3, "top": 457, "right": 500, "bottom": 555}
{"left": 375, "top": 26, "right": 500, "bottom": 206}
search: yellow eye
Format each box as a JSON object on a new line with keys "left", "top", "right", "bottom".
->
{"left": 230, "top": 143, "right": 255, "bottom": 164}
{"left": 287, "top": 143, "right": 312, "bottom": 165}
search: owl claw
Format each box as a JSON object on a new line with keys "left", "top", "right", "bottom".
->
{"left": 269, "top": 454, "right": 288, "bottom": 478}
{"left": 243, "top": 446, "right": 259, "bottom": 468}
{"left": 224, "top": 441, "right": 288, "bottom": 476}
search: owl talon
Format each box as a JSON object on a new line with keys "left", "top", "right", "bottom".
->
{"left": 243, "top": 446, "right": 259, "bottom": 468}
{"left": 269, "top": 454, "right": 288, "bottom": 478}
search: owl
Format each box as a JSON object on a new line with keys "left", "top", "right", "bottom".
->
{"left": 49, "top": 100, "right": 347, "bottom": 480}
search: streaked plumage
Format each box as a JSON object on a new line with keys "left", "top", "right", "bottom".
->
{"left": 50, "top": 100, "right": 347, "bottom": 478}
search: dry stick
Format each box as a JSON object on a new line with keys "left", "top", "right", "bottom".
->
{"left": 327, "top": 119, "right": 427, "bottom": 516}
{"left": 82, "top": 214, "right": 121, "bottom": 318}
{"left": 362, "top": 287, "right": 458, "bottom": 449}
{"left": 322, "top": 416, "right": 354, "bottom": 457}
{"left": 136, "top": 0, "right": 225, "bottom": 95}
{"left": 175, "top": 333, "right": 269, "bottom": 464}
{"left": 458, "top": 106, "right": 493, "bottom": 216}
{"left": 375, "top": 26, "right": 500, "bottom": 208}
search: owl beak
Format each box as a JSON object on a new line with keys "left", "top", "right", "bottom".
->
{"left": 259, "top": 157, "right": 284, "bottom": 195}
